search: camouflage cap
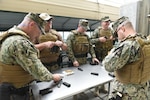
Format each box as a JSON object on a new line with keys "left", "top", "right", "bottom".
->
{"left": 112, "top": 16, "right": 129, "bottom": 35}
{"left": 39, "top": 13, "right": 53, "bottom": 21}
{"left": 26, "top": 12, "right": 46, "bottom": 34}
{"left": 101, "top": 16, "right": 111, "bottom": 22}
{"left": 79, "top": 19, "right": 90, "bottom": 30}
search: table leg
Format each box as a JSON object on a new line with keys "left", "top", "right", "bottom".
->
{"left": 73, "top": 95, "right": 78, "bottom": 100}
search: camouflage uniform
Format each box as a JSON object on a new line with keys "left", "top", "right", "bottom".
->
{"left": 38, "top": 13, "right": 67, "bottom": 71}
{"left": 0, "top": 13, "right": 53, "bottom": 100}
{"left": 91, "top": 27, "right": 113, "bottom": 61}
{"left": 39, "top": 29, "right": 61, "bottom": 71}
{"left": 91, "top": 17, "right": 114, "bottom": 94}
{"left": 102, "top": 34, "right": 149, "bottom": 100}
{"left": 0, "top": 26, "right": 53, "bottom": 84}
{"left": 66, "top": 30, "right": 96, "bottom": 65}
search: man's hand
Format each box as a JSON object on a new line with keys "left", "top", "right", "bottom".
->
{"left": 99, "top": 37, "right": 107, "bottom": 42}
{"left": 55, "top": 40, "right": 64, "bottom": 47}
{"left": 92, "top": 57, "right": 100, "bottom": 64}
{"left": 52, "top": 74, "right": 62, "bottom": 82}
{"left": 73, "top": 60, "right": 79, "bottom": 67}
{"left": 109, "top": 36, "right": 114, "bottom": 40}
{"left": 35, "top": 41, "right": 55, "bottom": 51}
{"left": 44, "top": 41, "right": 55, "bottom": 48}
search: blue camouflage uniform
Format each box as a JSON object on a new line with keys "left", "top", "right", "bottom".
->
{"left": 102, "top": 16, "right": 150, "bottom": 100}
{"left": 0, "top": 26, "right": 53, "bottom": 86}
{"left": 0, "top": 13, "right": 54, "bottom": 100}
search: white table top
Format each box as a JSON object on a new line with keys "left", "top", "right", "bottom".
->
{"left": 31, "top": 64, "right": 113, "bottom": 100}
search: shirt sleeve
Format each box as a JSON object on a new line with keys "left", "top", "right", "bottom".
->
{"left": 66, "top": 33, "right": 76, "bottom": 62}
{"left": 90, "top": 28, "right": 100, "bottom": 44}
{"left": 102, "top": 41, "right": 133, "bottom": 72}
{"left": 8, "top": 39, "right": 53, "bottom": 82}
{"left": 87, "top": 35, "right": 96, "bottom": 58}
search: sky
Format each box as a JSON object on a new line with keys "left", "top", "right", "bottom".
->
{"left": 87, "top": 0, "right": 141, "bottom": 7}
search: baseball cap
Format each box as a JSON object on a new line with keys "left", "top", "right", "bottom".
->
{"left": 26, "top": 12, "right": 46, "bottom": 34}
{"left": 79, "top": 19, "right": 90, "bottom": 30}
{"left": 101, "top": 16, "right": 111, "bottom": 22}
{"left": 39, "top": 13, "right": 53, "bottom": 21}
{"left": 112, "top": 16, "right": 129, "bottom": 35}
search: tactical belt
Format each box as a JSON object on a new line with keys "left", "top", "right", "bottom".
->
{"left": 75, "top": 54, "right": 87, "bottom": 58}
{"left": 43, "top": 61, "right": 58, "bottom": 66}
{"left": 0, "top": 83, "right": 29, "bottom": 95}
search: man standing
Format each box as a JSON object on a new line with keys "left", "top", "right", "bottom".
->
{"left": 66, "top": 19, "right": 99, "bottom": 67}
{"left": 0, "top": 12, "right": 62, "bottom": 100}
{"left": 35, "top": 13, "right": 67, "bottom": 71}
{"left": 91, "top": 16, "right": 114, "bottom": 94}
{"left": 103, "top": 16, "right": 150, "bottom": 100}
{"left": 91, "top": 16, "right": 114, "bottom": 62}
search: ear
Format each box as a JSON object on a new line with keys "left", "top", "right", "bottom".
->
{"left": 30, "top": 21, "right": 35, "bottom": 27}
{"left": 27, "top": 21, "right": 35, "bottom": 32}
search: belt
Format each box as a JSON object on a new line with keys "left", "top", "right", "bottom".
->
{"left": 0, "top": 83, "right": 29, "bottom": 95}
{"left": 10, "top": 86, "right": 29, "bottom": 95}
{"left": 75, "top": 54, "right": 87, "bottom": 58}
